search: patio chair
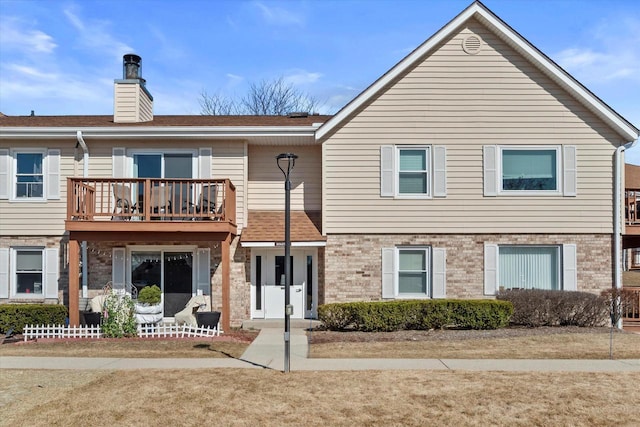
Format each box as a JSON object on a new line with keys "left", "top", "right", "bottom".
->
{"left": 174, "top": 295, "right": 210, "bottom": 327}
{"left": 149, "top": 185, "right": 172, "bottom": 219}
{"left": 197, "top": 184, "right": 217, "bottom": 219}
{"left": 112, "top": 183, "right": 136, "bottom": 220}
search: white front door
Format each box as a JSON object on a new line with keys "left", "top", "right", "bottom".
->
{"left": 251, "top": 248, "right": 317, "bottom": 319}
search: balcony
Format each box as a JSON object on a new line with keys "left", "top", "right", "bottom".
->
{"left": 65, "top": 178, "right": 237, "bottom": 236}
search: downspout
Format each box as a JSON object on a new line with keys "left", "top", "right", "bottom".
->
{"left": 76, "top": 131, "right": 89, "bottom": 298}
{"left": 614, "top": 138, "right": 637, "bottom": 327}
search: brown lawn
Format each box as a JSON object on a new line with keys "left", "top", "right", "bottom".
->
{"left": 623, "top": 270, "right": 640, "bottom": 287}
{"left": 308, "top": 327, "right": 640, "bottom": 359}
{"left": 0, "top": 369, "right": 638, "bottom": 426}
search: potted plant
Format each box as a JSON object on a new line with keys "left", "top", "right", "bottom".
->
{"left": 134, "top": 285, "right": 163, "bottom": 324}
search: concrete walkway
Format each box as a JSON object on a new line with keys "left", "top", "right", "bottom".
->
{"left": 2, "top": 326, "right": 640, "bottom": 372}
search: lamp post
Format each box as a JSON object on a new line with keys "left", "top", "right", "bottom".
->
{"left": 277, "top": 152, "right": 297, "bottom": 373}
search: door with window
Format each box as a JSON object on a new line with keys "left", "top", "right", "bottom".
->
{"left": 251, "top": 248, "right": 318, "bottom": 319}
{"left": 133, "top": 152, "right": 195, "bottom": 216}
{"left": 130, "top": 249, "right": 194, "bottom": 317}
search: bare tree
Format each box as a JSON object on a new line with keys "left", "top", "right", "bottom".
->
{"left": 200, "top": 77, "right": 320, "bottom": 116}
{"left": 198, "top": 90, "right": 238, "bottom": 115}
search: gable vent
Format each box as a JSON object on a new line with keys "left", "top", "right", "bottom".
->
{"left": 462, "top": 35, "right": 482, "bottom": 55}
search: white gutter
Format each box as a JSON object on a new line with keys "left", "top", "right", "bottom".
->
{"left": 615, "top": 138, "right": 638, "bottom": 327}
{"left": 1, "top": 125, "right": 322, "bottom": 139}
{"left": 76, "top": 131, "right": 89, "bottom": 298}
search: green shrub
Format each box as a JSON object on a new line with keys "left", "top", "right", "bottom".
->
{"left": 318, "top": 299, "right": 513, "bottom": 332}
{"left": 137, "top": 285, "right": 161, "bottom": 305}
{"left": 0, "top": 304, "right": 68, "bottom": 333}
{"left": 497, "top": 289, "right": 608, "bottom": 327}
{"left": 101, "top": 293, "right": 137, "bottom": 338}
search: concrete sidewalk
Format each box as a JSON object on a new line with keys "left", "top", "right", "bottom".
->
{"left": 2, "top": 326, "right": 640, "bottom": 372}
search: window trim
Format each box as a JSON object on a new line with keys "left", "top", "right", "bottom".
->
{"left": 396, "top": 146, "right": 431, "bottom": 198}
{"left": 11, "top": 148, "right": 47, "bottom": 202}
{"left": 498, "top": 145, "right": 562, "bottom": 196}
{"left": 11, "top": 247, "right": 45, "bottom": 298}
{"left": 395, "top": 246, "right": 431, "bottom": 298}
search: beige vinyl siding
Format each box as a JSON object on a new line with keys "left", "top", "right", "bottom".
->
{"left": 248, "top": 145, "right": 321, "bottom": 211}
{"left": 113, "top": 84, "right": 138, "bottom": 123}
{"left": 0, "top": 139, "right": 75, "bottom": 236}
{"left": 211, "top": 141, "right": 246, "bottom": 230}
{"left": 323, "top": 19, "right": 622, "bottom": 234}
{"left": 137, "top": 86, "right": 153, "bottom": 122}
{"left": 113, "top": 83, "right": 153, "bottom": 123}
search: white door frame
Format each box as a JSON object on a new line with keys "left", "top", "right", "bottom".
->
{"left": 250, "top": 247, "right": 318, "bottom": 319}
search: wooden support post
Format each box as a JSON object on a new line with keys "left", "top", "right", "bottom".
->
{"left": 221, "top": 234, "right": 231, "bottom": 332}
{"left": 68, "top": 239, "right": 80, "bottom": 326}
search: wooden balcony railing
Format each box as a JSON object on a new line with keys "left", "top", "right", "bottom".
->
{"left": 67, "top": 178, "right": 236, "bottom": 224}
{"left": 625, "top": 188, "right": 640, "bottom": 225}
{"left": 622, "top": 287, "right": 640, "bottom": 326}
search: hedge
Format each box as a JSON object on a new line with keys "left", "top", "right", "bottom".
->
{"left": 497, "top": 289, "right": 608, "bottom": 327}
{"left": 318, "top": 299, "right": 513, "bottom": 332}
{"left": 0, "top": 304, "right": 68, "bottom": 334}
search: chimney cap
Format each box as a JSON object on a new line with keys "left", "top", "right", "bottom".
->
{"left": 123, "top": 53, "right": 144, "bottom": 82}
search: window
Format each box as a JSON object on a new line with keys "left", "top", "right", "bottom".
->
{"left": 501, "top": 148, "right": 558, "bottom": 192}
{"left": 15, "top": 249, "right": 44, "bottom": 295}
{"left": 0, "top": 247, "right": 58, "bottom": 299}
{"left": 499, "top": 246, "right": 560, "bottom": 290}
{"left": 15, "top": 151, "right": 44, "bottom": 198}
{"left": 398, "top": 148, "right": 429, "bottom": 195}
{"left": 484, "top": 243, "right": 577, "bottom": 295}
{"left": 381, "top": 246, "right": 446, "bottom": 299}
{"left": 398, "top": 248, "right": 429, "bottom": 295}
{"left": 380, "top": 145, "right": 446, "bottom": 198}
{"left": 0, "top": 149, "right": 59, "bottom": 201}
{"left": 483, "top": 145, "right": 576, "bottom": 196}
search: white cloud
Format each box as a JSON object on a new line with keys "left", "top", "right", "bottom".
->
{"left": 0, "top": 17, "right": 57, "bottom": 54}
{"left": 555, "top": 17, "right": 640, "bottom": 83}
{"left": 5, "top": 64, "right": 57, "bottom": 80}
{"left": 284, "top": 70, "right": 322, "bottom": 86}
{"left": 252, "top": 2, "right": 304, "bottom": 26}
{"left": 63, "top": 7, "right": 134, "bottom": 60}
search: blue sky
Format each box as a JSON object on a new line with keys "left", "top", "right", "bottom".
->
{"left": 1, "top": 0, "right": 639, "bottom": 160}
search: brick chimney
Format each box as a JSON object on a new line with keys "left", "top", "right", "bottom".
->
{"left": 113, "top": 54, "right": 154, "bottom": 123}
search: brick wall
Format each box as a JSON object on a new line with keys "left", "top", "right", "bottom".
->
{"left": 323, "top": 233, "right": 614, "bottom": 303}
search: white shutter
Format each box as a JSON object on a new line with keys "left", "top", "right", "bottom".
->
{"left": 432, "top": 248, "right": 446, "bottom": 298}
{"left": 112, "top": 247, "right": 126, "bottom": 288}
{"left": 44, "top": 248, "right": 59, "bottom": 299}
{"left": 0, "top": 248, "right": 9, "bottom": 298}
{"left": 562, "top": 244, "right": 577, "bottom": 291}
{"left": 380, "top": 145, "right": 395, "bottom": 197}
{"left": 199, "top": 148, "right": 212, "bottom": 179}
{"left": 483, "top": 146, "right": 498, "bottom": 196}
{"left": 484, "top": 243, "right": 499, "bottom": 295}
{"left": 47, "top": 149, "right": 60, "bottom": 200}
{"left": 433, "top": 146, "right": 447, "bottom": 197}
{"left": 112, "top": 148, "right": 126, "bottom": 178}
{"left": 0, "top": 149, "right": 9, "bottom": 199}
{"left": 196, "top": 248, "right": 211, "bottom": 295}
{"left": 381, "top": 248, "right": 395, "bottom": 299}
{"left": 563, "top": 145, "right": 577, "bottom": 196}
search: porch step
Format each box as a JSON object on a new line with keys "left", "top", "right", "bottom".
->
{"left": 241, "top": 319, "right": 320, "bottom": 330}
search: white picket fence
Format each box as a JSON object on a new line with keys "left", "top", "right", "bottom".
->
{"left": 23, "top": 324, "right": 103, "bottom": 340}
{"left": 137, "top": 323, "right": 221, "bottom": 338}
{"left": 23, "top": 323, "right": 221, "bottom": 341}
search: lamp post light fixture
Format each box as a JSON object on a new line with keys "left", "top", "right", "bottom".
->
{"left": 276, "top": 152, "right": 297, "bottom": 373}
